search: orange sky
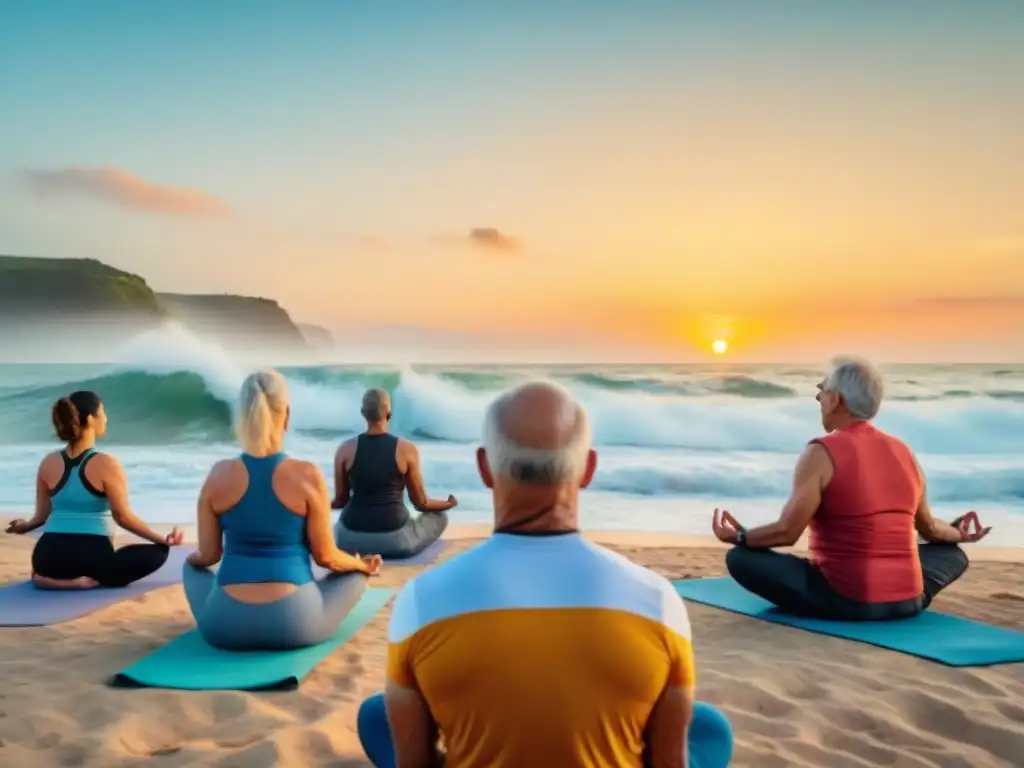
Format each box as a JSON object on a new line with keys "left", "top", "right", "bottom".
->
{"left": 3, "top": 4, "right": 1022, "bottom": 362}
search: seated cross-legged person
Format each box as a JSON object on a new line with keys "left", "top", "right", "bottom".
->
{"left": 714, "top": 356, "right": 991, "bottom": 621}
{"left": 332, "top": 388, "right": 455, "bottom": 559}
{"left": 5, "top": 391, "right": 183, "bottom": 589}
{"left": 357, "top": 381, "right": 734, "bottom": 768}
{"left": 184, "top": 370, "right": 382, "bottom": 651}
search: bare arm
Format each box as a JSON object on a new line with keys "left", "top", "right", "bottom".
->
{"left": 645, "top": 594, "right": 697, "bottom": 768}
{"left": 913, "top": 461, "right": 963, "bottom": 544}
{"left": 102, "top": 457, "right": 170, "bottom": 545}
{"left": 331, "top": 442, "right": 352, "bottom": 510}
{"left": 645, "top": 685, "right": 694, "bottom": 768}
{"left": 306, "top": 464, "right": 374, "bottom": 573}
{"left": 187, "top": 464, "right": 225, "bottom": 568}
{"left": 385, "top": 678, "right": 439, "bottom": 767}
{"left": 742, "top": 444, "right": 830, "bottom": 549}
{"left": 404, "top": 443, "right": 455, "bottom": 514}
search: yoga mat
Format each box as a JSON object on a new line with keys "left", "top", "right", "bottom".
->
{"left": 673, "top": 577, "right": 1024, "bottom": 667}
{"left": 0, "top": 546, "right": 194, "bottom": 627}
{"left": 386, "top": 538, "right": 449, "bottom": 565}
{"left": 112, "top": 587, "right": 396, "bottom": 691}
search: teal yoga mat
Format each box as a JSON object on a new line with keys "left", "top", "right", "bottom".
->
{"left": 112, "top": 587, "right": 396, "bottom": 690}
{"left": 674, "top": 577, "right": 1024, "bottom": 667}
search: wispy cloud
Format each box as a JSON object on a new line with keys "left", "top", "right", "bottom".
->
{"left": 468, "top": 227, "right": 522, "bottom": 252}
{"left": 19, "top": 166, "right": 232, "bottom": 218}
{"left": 431, "top": 227, "right": 524, "bottom": 254}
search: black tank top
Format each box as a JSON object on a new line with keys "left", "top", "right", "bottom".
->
{"left": 340, "top": 433, "right": 411, "bottom": 532}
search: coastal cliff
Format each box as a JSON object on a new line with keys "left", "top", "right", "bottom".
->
{"left": 157, "top": 293, "right": 308, "bottom": 350}
{"left": 0, "top": 255, "right": 309, "bottom": 356}
{"left": 297, "top": 323, "right": 335, "bottom": 349}
{"left": 0, "top": 255, "right": 164, "bottom": 320}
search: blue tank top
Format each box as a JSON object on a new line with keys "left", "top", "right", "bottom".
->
{"left": 44, "top": 449, "right": 113, "bottom": 537}
{"left": 216, "top": 453, "right": 315, "bottom": 587}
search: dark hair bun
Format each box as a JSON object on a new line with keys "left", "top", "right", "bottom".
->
{"left": 52, "top": 397, "right": 81, "bottom": 442}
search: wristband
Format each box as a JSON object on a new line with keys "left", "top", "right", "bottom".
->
{"left": 735, "top": 530, "right": 748, "bottom": 548}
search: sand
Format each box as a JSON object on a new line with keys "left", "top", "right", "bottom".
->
{"left": 1, "top": 523, "right": 1022, "bottom": 767}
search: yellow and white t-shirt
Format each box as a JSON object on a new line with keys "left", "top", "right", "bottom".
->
{"left": 387, "top": 532, "right": 695, "bottom": 768}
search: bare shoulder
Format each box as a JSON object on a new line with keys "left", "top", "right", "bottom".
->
{"left": 796, "top": 442, "right": 833, "bottom": 487}
{"left": 38, "top": 450, "right": 63, "bottom": 471}
{"left": 398, "top": 438, "right": 420, "bottom": 460}
{"left": 202, "top": 457, "right": 246, "bottom": 491}
{"left": 336, "top": 436, "right": 358, "bottom": 458}
{"left": 37, "top": 451, "right": 65, "bottom": 483}
{"left": 280, "top": 457, "right": 326, "bottom": 488}
{"left": 90, "top": 451, "right": 125, "bottom": 475}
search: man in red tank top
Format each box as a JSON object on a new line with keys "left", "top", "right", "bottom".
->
{"left": 710, "top": 356, "right": 992, "bottom": 621}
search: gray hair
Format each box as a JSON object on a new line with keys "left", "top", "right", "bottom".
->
{"left": 825, "top": 356, "right": 884, "bottom": 420}
{"left": 236, "top": 369, "right": 289, "bottom": 456}
{"left": 481, "top": 381, "right": 592, "bottom": 485}
{"left": 361, "top": 388, "right": 390, "bottom": 422}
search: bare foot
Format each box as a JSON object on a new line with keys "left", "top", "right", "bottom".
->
{"left": 31, "top": 574, "right": 100, "bottom": 590}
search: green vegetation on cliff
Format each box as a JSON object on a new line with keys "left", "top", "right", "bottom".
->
{"left": 0, "top": 255, "right": 164, "bottom": 317}
{"left": 0, "top": 255, "right": 308, "bottom": 352}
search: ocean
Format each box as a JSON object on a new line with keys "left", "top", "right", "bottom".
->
{"left": 2, "top": 326, "right": 1022, "bottom": 545}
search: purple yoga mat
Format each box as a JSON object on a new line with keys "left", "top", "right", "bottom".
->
{"left": 317, "top": 539, "right": 451, "bottom": 576}
{"left": 0, "top": 545, "right": 195, "bottom": 627}
{"left": 384, "top": 538, "right": 450, "bottom": 566}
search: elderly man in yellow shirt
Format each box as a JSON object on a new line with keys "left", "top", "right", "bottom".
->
{"left": 357, "top": 381, "right": 733, "bottom": 768}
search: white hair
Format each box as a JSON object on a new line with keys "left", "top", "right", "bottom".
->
{"left": 825, "top": 355, "right": 884, "bottom": 420}
{"left": 236, "top": 369, "right": 289, "bottom": 456}
{"left": 481, "top": 381, "right": 592, "bottom": 485}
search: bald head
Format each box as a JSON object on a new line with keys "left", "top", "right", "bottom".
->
{"left": 481, "top": 381, "right": 592, "bottom": 485}
{"left": 361, "top": 388, "right": 391, "bottom": 422}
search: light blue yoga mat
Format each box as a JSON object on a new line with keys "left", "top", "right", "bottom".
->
{"left": 674, "top": 577, "right": 1024, "bottom": 667}
{"left": 111, "top": 587, "right": 396, "bottom": 690}
{"left": 0, "top": 546, "right": 194, "bottom": 627}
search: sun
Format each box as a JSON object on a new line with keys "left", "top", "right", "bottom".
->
{"left": 711, "top": 339, "right": 728, "bottom": 355}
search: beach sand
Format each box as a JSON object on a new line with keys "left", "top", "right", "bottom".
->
{"left": 1, "top": 524, "right": 1022, "bottom": 767}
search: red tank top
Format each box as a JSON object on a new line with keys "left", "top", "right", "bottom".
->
{"left": 809, "top": 422, "right": 924, "bottom": 603}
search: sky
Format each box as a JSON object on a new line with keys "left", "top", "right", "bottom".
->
{"left": 1, "top": 1, "right": 1023, "bottom": 362}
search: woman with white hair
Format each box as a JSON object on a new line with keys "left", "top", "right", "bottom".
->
{"left": 183, "top": 369, "right": 381, "bottom": 650}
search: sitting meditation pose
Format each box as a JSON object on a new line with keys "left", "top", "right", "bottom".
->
{"left": 5, "top": 391, "right": 183, "bottom": 589}
{"left": 332, "top": 388, "right": 455, "bottom": 559}
{"left": 357, "top": 381, "right": 733, "bottom": 768}
{"left": 184, "top": 370, "right": 382, "bottom": 650}
{"left": 713, "top": 356, "right": 991, "bottom": 621}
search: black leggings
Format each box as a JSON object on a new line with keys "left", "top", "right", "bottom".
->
{"left": 32, "top": 532, "right": 170, "bottom": 588}
{"left": 725, "top": 543, "right": 969, "bottom": 621}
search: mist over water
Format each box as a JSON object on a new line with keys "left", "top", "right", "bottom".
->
{"left": 1, "top": 323, "right": 1022, "bottom": 543}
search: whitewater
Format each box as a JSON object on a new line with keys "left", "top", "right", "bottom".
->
{"left": 2, "top": 324, "right": 1023, "bottom": 544}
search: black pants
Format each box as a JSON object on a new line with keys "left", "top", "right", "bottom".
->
{"left": 32, "top": 532, "right": 170, "bottom": 588}
{"left": 725, "top": 543, "right": 969, "bottom": 621}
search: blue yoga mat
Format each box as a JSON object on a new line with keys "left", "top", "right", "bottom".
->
{"left": 0, "top": 546, "right": 194, "bottom": 627}
{"left": 674, "top": 577, "right": 1024, "bottom": 667}
{"left": 112, "top": 587, "right": 396, "bottom": 690}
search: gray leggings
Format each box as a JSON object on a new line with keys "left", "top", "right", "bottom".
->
{"left": 335, "top": 511, "right": 448, "bottom": 559}
{"left": 183, "top": 564, "right": 368, "bottom": 650}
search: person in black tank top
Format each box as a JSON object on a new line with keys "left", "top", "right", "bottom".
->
{"left": 341, "top": 433, "right": 410, "bottom": 532}
{"left": 332, "top": 388, "right": 457, "bottom": 559}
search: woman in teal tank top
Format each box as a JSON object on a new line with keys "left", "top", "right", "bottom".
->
{"left": 5, "top": 391, "right": 184, "bottom": 588}
{"left": 183, "top": 370, "right": 382, "bottom": 650}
